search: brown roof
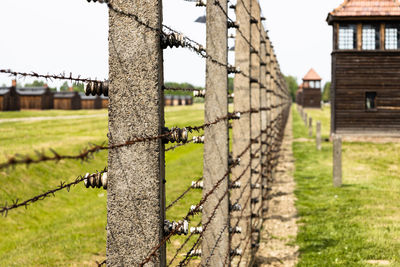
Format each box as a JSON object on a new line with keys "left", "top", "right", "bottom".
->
{"left": 330, "top": 0, "right": 400, "bottom": 17}
{"left": 303, "top": 69, "right": 321, "bottom": 81}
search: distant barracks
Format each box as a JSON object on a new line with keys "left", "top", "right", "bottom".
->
{"left": 0, "top": 80, "right": 193, "bottom": 111}
{"left": 328, "top": 0, "right": 400, "bottom": 136}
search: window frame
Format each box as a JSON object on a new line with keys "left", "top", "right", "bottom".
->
{"left": 362, "top": 24, "right": 381, "bottom": 50}
{"left": 385, "top": 23, "right": 400, "bottom": 50}
{"left": 338, "top": 23, "right": 357, "bottom": 50}
{"left": 365, "top": 92, "right": 377, "bottom": 112}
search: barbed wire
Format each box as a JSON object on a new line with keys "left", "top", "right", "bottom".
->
{"left": 166, "top": 176, "right": 202, "bottom": 211}
{"left": 167, "top": 220, "right": 202, "bottom": 266}
{"left": 0, "top": 68, "right": 104, "bottom": 84}
{"left": 0, "top": 106, "right": 282, "bottom": 171}
{"left": 140, "top": 132, "right": 260, "bottom": 266}
{"left": 203, "top": 223, "right": 229, "bottom": 267}
{"left": 165, "top": 139, "right": 194, "bottom": 152}
{"left": 0, "top": 168, "right": 107, "bottom": 216}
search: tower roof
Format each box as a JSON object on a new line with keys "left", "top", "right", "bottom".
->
{"left": 329, "top": 0, "right": 400, "bottom": 21}
{"left": 303, "top": 69, "right": 321, "bottom": 81}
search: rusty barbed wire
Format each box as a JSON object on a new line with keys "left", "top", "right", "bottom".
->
{"left": 0, "top": 107, "right": 274, "bottom": 171}
{"left": 203, "top": 223, "right": 229, "bottom": 267}
{"left": 167, "top": 221, "right": 202, "bottom": 266}
{"left": 0, "top": 68, "right": 104, "bottom": 84}
{"left": 0, "top": 168, "right": 107, "bottom": 216}
{"left": 166, "top": 176, "right": 203, "bottom": 211}
{"left": 174, "top": 134, "right": 260, "bottom": 266}
{"left": 213, "top": 0, "right": 262, "bottom": 62}
{"left": 140, "top": 134, "right": 260, "bottom": 266}
{"left": 163, "top": 86, "right": 203, "bottom": 92}
{"left": 165, "top": 139, "right": 194, "bottom": 152}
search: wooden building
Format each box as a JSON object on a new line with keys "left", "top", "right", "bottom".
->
{"left": 17, "top": 86, "right": 53, "bottom": 110}
{"left": 301, "top": 69, "right": 322, "bottom": 108}
{"left": 79, "top": 93, "right": 102, "bottom": 109}
{"left": 100, "top": 96, "right": 109, "bottom": 109}
{"left": 165, "top": 95, "right": 173, "bottom": 106}
{"left": 328, "top": 0, "right": 400, "bottom": 135}
{"left": 0, "top": 80, "right": 20, "bottom": 111}
{"left": 53, "top": 92, "right": 81, "bottom": 110}
{"left": 296, "top": 84, "right": 304, "bottom": 106}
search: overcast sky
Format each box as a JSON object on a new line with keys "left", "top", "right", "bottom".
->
{"left": 0, "top": 0, "right": 344, "bottom": 88}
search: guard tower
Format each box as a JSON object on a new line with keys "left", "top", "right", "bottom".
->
{"left": 328, "top": 0, "right": 400, "bottom": 136}
{"left": 301, "top": 68, "right": 322, "bottom": 108}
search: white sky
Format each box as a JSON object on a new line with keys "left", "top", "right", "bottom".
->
{"left": 0, "top": 0, "right": 344, "bottom": 88}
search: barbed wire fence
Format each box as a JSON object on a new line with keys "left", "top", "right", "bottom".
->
{"left": 0, "top": 0, "right": 291, "bottom": 266}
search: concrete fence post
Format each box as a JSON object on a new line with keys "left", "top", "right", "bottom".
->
{"left": 250, "top": 0, "right": 262, "bottom": 249}
{"left": 308, "top": 117, "right": 313, "bottom": 137}
{"left": 333, "top": 134, "right": 342, "bottom": 187}
{"left": 260, "top": 20, "right": 268, "bottom": 223}
{"left": 316, "top": 121, "right": 322, "bottom": 150}
{"left": 107, "top": 0, "right": 165, "bottom": 265}
{"left": 202, "top": 0, "right": 229, "bottom": 265}
{"left": 232, "top": 0, "right": 252, "bottom": 265}
{"left": 305, "top": 113, "right": 308, "bottom": 127}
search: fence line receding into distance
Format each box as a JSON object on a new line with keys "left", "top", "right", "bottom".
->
{"left": 0, "top": 0, "right": 291, "bottom": 266}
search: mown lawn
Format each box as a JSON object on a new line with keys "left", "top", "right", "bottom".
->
{"left": 0, "top": 104, "right": 205, "bottom": 266}
{"left": 293, "top": 105, "right": 400, "bottom": 266}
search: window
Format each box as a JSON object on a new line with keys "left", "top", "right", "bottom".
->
{"left": 365, "top": 92, "right": 377, "bottom": 110}
{"left": 339, "top": 24, "right": 357, "bottom": 49}
{"left": 310, "top": 81, "right": 315, "bottom": 88}
{"left": 315, "top": 81, "right": 321, "bottom": 88}
{"left": 362, "top": 24, "right": 380, "bottom": 50}
{"left": 385, "top": 24, "right": 400, "bottom": 49}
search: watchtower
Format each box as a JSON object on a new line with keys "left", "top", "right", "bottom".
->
{"left": 328, "top": 0, "right": 400, "bottom": 136}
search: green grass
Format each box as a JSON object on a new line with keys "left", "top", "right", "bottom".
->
{"left": 293, "top": 105, "right": 400, "bottom": 266}
{"left": 297, "top": 105, "right": 331, "bottom": 139}
{"left": 0, "top": 109, "right": 107, "bottom": 119}
{"left": 0, "top": 104, "right": 205, "bottom": 266}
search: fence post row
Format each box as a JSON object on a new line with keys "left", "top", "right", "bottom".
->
{"left": 316, "top": 121, "right": 322, "bottom": 150}
{"left": 259, "top": 18, "right": 268, "bottom": 222}
{"left": 107, "top": 0, "right": 165, "bottom": 266}
{"left": 202, "top": 0, "right": 229, "bottom": 265}
{"left": 333, "top": 134, "right": 342, "bottom": 187}
{"left": 250, "top": 0, "right": 262, "bottom": 253}
{"left": 232, "top": 0, "right": 252, "bottom": 264}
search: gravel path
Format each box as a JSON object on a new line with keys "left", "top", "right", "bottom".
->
{"left": 0, "top": 114, "right": 107, "bottom": 124}
{"left": 254, "top": 113, "right": 299, "bottom": 267}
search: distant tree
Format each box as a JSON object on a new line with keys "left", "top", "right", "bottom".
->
{"left": 1, "top": 83, "right": 6, "bottom": 87}
{"left": 24, "top": 80, "right": 45, "bottom": 87}
{"left": 72, "top": 82, "right": 85, "bottom": 92}
{"left": 284, "top": 75, "right": 298, "bottom": 101}
{"left": 59, "top": 81, "right": 69, "bottom": 91}
{"left": 322, "top": 82, "right": 331, "bottom": 102}
{"left": 24, "top": 80, "right": 56, "bottom": 91}
{"left": 164, "top": 82, "right": 203, "bottom": 96}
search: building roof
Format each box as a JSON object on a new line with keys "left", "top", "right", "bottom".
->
{"left": 303, "top": 69, "right": 322, "bottom": 81}
{"left": 79, "top": 93, "right": 99, "bottom": 100}
{"left": 329, "top": 0, "right": 400, "bottom": 18}
{"left": 0, "top": 87, "right": 10, "bottom": 96}
{"left": 54, "top": 92, "right": 78, "bottom": 98}
{"left": 16, "top": 87, "right": 49, "bottom": 96}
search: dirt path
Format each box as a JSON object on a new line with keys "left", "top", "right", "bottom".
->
{"left": 0, "top": 114, "right": 106, "bottom": 124}
{"left": 254, "top": 113, "right": 299, "bottom": 267}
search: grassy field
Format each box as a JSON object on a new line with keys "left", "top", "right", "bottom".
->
{"left": 0, "top": 105, "right": 205, "bottom": 266}
{"left": 293, "top": 105, "right": 400, "bottom": 266}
